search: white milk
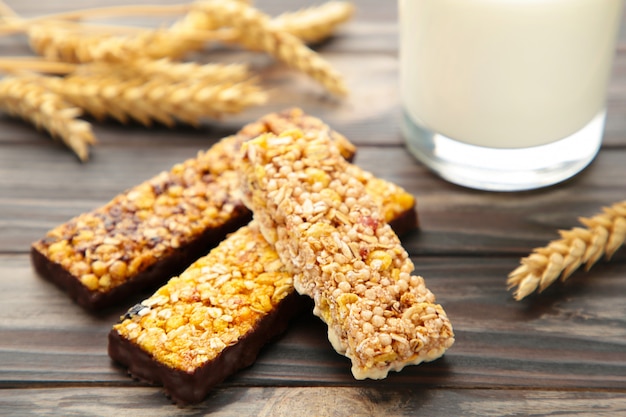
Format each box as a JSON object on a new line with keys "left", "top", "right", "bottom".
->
{"left": 400, "top": 0, "right": 624, "bottom": 148}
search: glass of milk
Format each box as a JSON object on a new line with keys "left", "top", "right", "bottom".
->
{"left": 399, "top": 0, "right": 624, "bottom": 191}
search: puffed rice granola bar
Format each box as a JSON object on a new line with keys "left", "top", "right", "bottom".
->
{"left": 239, "top": 130, "right": 454, "bottom": 379}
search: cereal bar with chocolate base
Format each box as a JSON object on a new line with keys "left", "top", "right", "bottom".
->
{"left": 239, "top": 130, "right": 454, "bottom": 380}
{"left": 31, "top": 108, "right": 357, "bottom": 311}
{"left": 108, "top": 172, "right": 418, "bottom": 404}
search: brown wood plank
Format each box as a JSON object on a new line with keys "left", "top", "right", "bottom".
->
{"left": 1, "top": 386, "right": 625, "bottom": 416}
{"left": 1, "top": 0, "right": 625, "bottom": 414}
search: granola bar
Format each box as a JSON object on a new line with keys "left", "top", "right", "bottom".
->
{"left": 108, "top": 221, "right": 305, "bottom": 404}
{"left": 31, "top": 108, "right": 355, "bottom": 310}
{"left": 108, "top": 174, "right": 418, "bottom": 404}
{"left": 239, "top": 130, "right": 454, "bottom": 380}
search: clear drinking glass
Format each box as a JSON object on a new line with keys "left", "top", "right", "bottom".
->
{"left": 399, "top": 0, "right": 624, "bottom": 191}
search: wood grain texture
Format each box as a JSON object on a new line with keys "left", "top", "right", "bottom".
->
{"left": 0, "top": 0, "right": 625, "bottom": 415}
{"left": 2, "top": 254, "right": 624, "bottom": 389}
{"left": 2, "top": 387, "right": 626, "bottom": 417}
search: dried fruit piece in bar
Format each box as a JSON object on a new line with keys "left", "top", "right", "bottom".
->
{"left": 109, "top": 167, "right": 418, "bottom": 404}
{"left": 239, "top": 130, "right": 454, "bottom": 379}
{"left": 31, "top": 108, "right": 355, "bottom": 310}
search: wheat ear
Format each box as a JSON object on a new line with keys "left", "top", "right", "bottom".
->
{"left": 507, "top": 200, "right": 626, "bottom": 300}
{"left": 63, "top": 57, "right": 251, "bottom": 86}
{"left": 110, "top": 58, "right": 251, "bottom": 84}
{"left": 40, "top": 63, "right": 267, "bottom": 127}
{"left": 270, "top": 1, "right": 355, "bottom": 44}
{"left": 0, "top": 56, "right": 251, "bottom": 84}
{"left": 27, "top": 21, "right": 225, "bottom": 63}
{"left": 21, "top": 4, "right": 193, "bottom": 23}
{"left": 0, "top": 76, "right": 96, "bottom": 161}
{"left": 192, "top": 0, "right": 348, "bottom": 96}
{"left": 175, "top": 1, "right": 354, "bottom": 45}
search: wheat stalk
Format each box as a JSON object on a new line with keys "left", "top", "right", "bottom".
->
{"left": 59, "top": 58, "right": 253, "bottom": 84}
{"left": 190, "top": 0, "right": 348, "bottom": 96}
{"left": 507, "top": 200, "right": 626, "bottom": 300}
{"left": 90, "top": 58, "right": 251, "bottom": 84}
{"left": 26, "top": 21, "right": 230, "bottom": 63}
{"left": 39, "top": 63, "right": 267, "bottom": 127}
{"left": 270, "top": 1, "right": 355, "bottom": 44}
{"left": 0, "top": 57, "right": 77, "bottom": 74}
{"left": 0, "top": 75, "right": 96, "bottom": 161}
{"left": 21, "top": 4, "right": 193, "bottom": 23}
{"left": 0, "top": 56, "right": 251, "bottom": 84}
{"left": 175, "top": 1, "right": 354, "bottom": 45}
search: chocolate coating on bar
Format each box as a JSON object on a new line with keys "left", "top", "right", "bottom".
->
{"left": 108, "top": 291, "right": 309, "bottom": 405}
{"left": 31, "top": 213, "right": 249, "bottom": 310}
{"left": 31, "top": 108, "right": 355, "bottom": 311}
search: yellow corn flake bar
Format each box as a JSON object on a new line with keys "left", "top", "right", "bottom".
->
{"left": 112, "top": 221, "right": 294, "bottom": 373}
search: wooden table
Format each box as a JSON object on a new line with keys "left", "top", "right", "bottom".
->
{"left": 1, "top": 1, "right": 625, "bottom": 415}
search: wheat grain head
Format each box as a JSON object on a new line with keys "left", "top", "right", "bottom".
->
{"left": 40, "top": 65, "right": 267, "bottom": 127}
{"left": 191, "top": 0, "right": 348, "bottom": 96}
{"left": 70, "top": 58, "right": 252, "bottom": 85}
{"left": 270, "top": 1, "right": 355, "bottom": 44}
{"left": 0, "top": 75, "right": 96, "bottom": 161}
{"left": 507, "top": 200, "right": 626, "bottom": 300}
{"left": 175, "top": 0, "right": 354, "bottom": 45}
{"left": 28, "top": 22, "right": 206, "bottom": 63}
